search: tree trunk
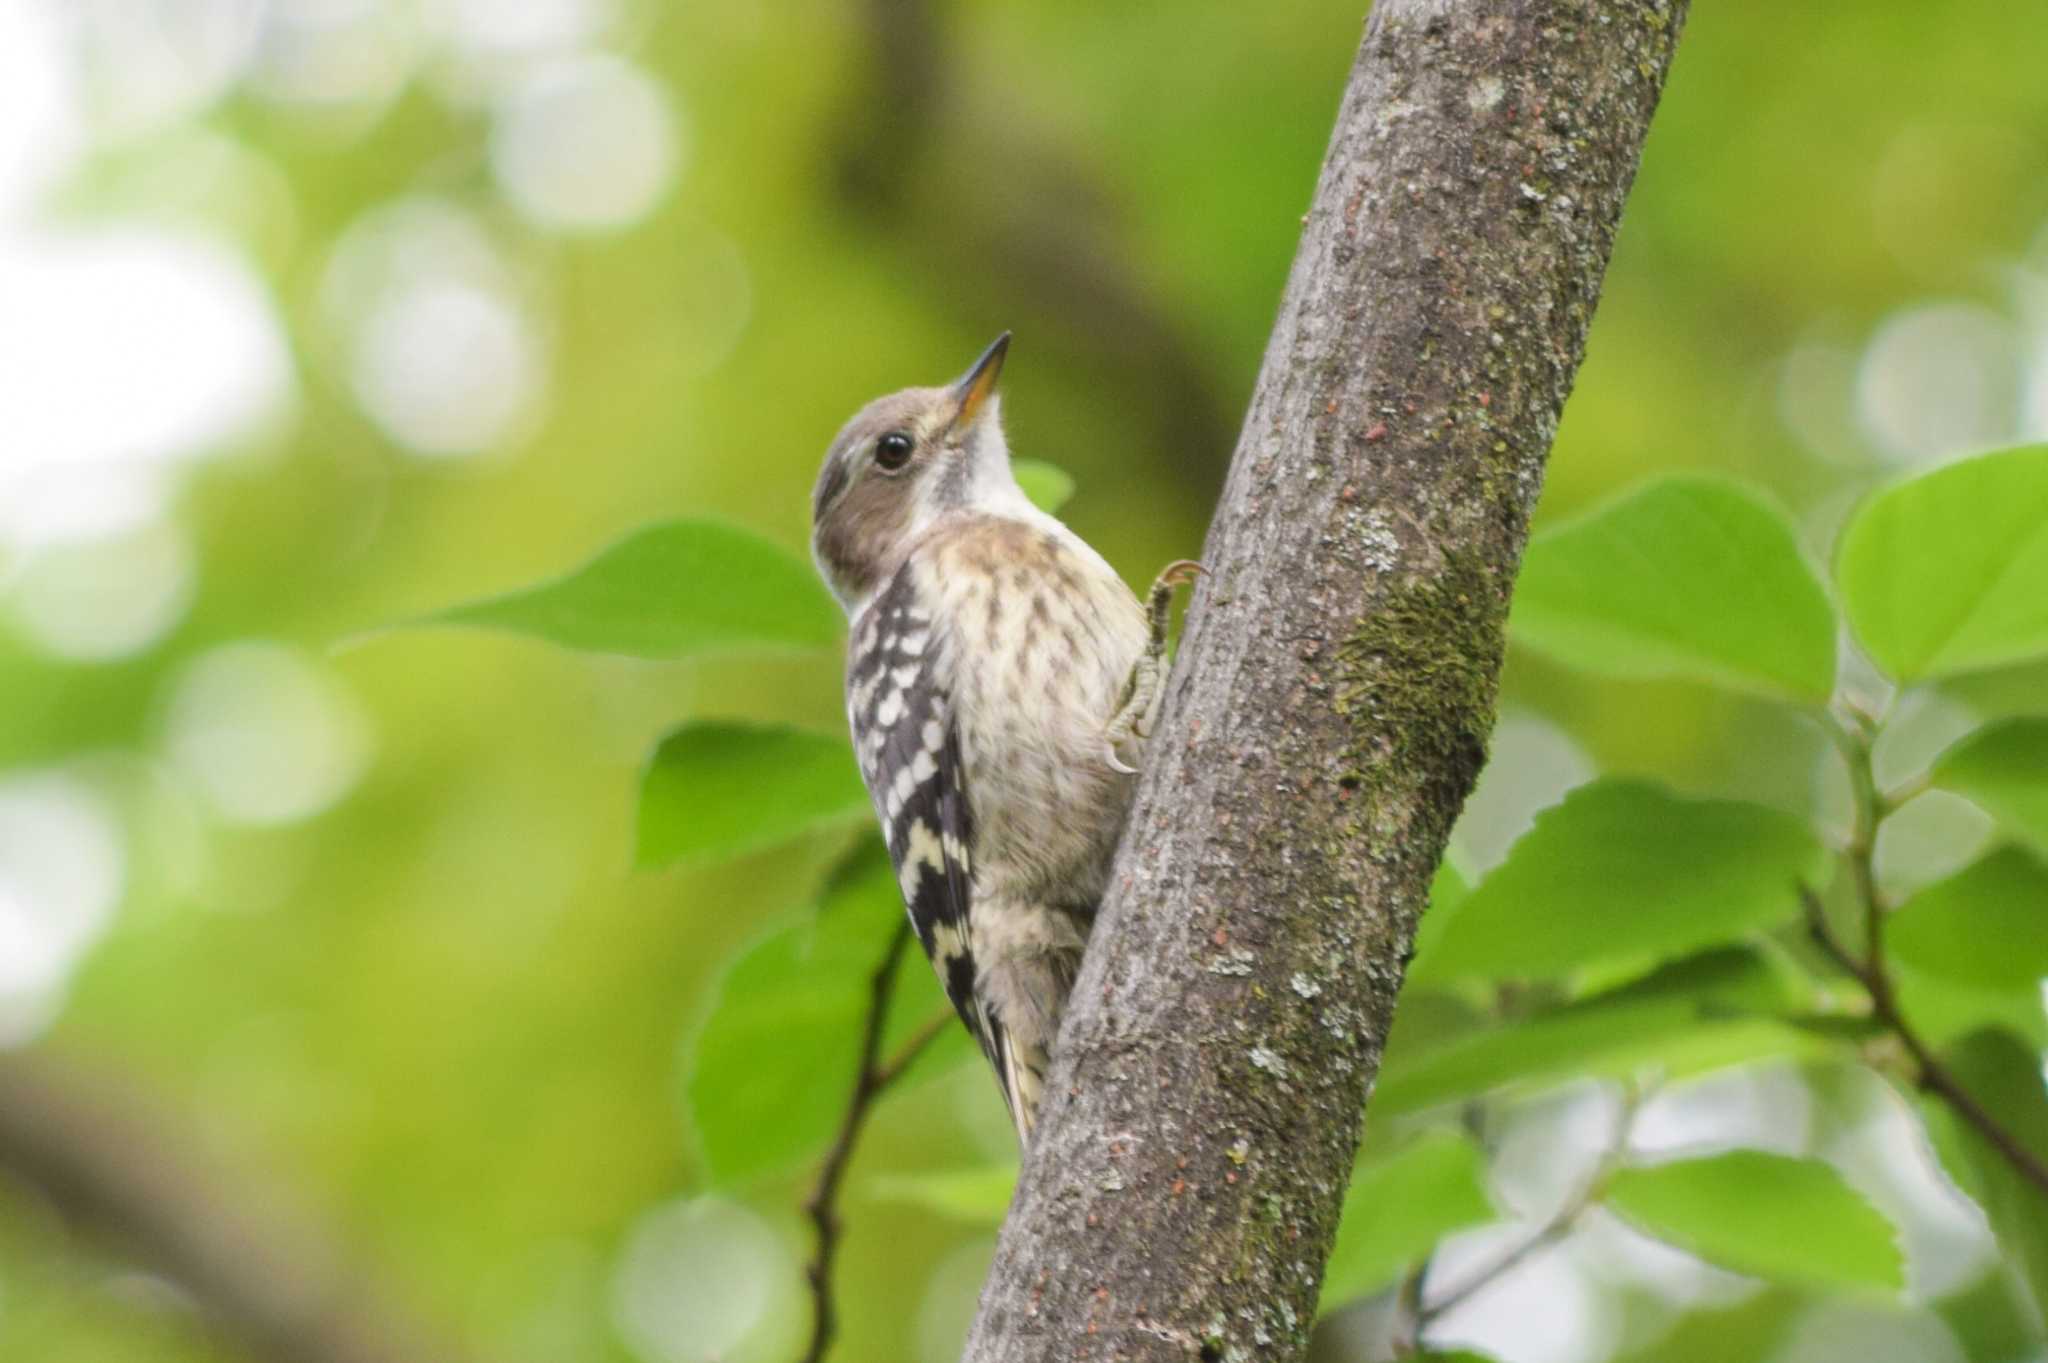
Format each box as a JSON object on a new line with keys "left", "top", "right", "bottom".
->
{"left": 962, "top": 2, "right": 1689, "bottom": 1359}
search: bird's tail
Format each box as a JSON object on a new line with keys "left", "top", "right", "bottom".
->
{"left": 976, "top": 909, "right": 1088, "bottom": 1145}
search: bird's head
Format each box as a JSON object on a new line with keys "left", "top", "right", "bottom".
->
{"left": 811, "top": 333, "right": 1026, "bottom": 612}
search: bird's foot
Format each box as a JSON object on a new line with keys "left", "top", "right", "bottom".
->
{"left": 1102, "top": 560, "right": 1206, "bottom": 774}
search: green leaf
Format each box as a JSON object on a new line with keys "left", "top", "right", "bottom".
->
{"left": 1836, "top": 444, "right": 2048, "bottom": 681}
{"left": 409, "top": 518, "right": 841, "bottom": 659}
{"left": 868, "top": 1165, "right": 1019, "bottom": 1224}
{"left": 1930, "top": 717, "right": 2048, "bottom": 858}
{"left": 685, "top": 842, "right": 959, "bottom": 1184}
{"left": 1606, "top": 1150, "right": 1904, "bottom": 1294}
{"left": 1606, "top": 1289, "right": 1804, "bottom": 1363}
{"left": 636, "top": 722, "right": 868, "bottom": 869}
{"left": 1413, "top": 781, "right": 1824, "bottom": 983}
{"left": 1933, "top": 1267, "right": 2046, "bottom": 1363}
{"left": 1011, "top": 459, "right": 1077, "bottom": 514}
{"left": 1887, "top": 846, "right": 2048, "bottom": 992}
{"left": 1319, "top": 1131, "right": 1494, "bottom": 1313}
{"left": 1509, "top": 475, "right": 1837, "bottom": 701}
{"left": 1377, "top": 948, "right": 1825, "bottom": 1117}
{"left": 1931, "top": 1029, "right": 2048, "bottom": 1321}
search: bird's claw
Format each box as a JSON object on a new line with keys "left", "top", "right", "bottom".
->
{"left": 1101, "top": 559, "right": 1204, "bottom": 775}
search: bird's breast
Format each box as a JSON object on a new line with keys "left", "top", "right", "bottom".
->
{"left": 916, "top": 516, "right": 1146, "bottom": 900}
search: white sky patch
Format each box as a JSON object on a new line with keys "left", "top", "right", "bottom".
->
{"left": 161, "top": 642, "right": 373, "bottom": 827}
{"left": 0, "top": 4, "right": 294, "bottom": 569}
{"left": 9, "top": 519, "right": 198, "bottom": 662}
{"left": 323, "top": 196, "right": 549, "bottom": 458}
{"left": 1447, "top": 711, "right": 1594, "bottom": 874}
{"left": 1815, "top": 1066, "right": 1999, "bottom": 1303}
{"left": 1426, "top": 1219, "right": 1618, "bottom": 1363}
{"left": 68, "top": 0, "right": 267, "bottom": 141}
{"left": 246, "top": 0, "right": 422, "bottom": 113}
{"left": 1856, "top": 302, "right": 2024, "bottom": 464}
{"left": 611, "top": 1195, "right": 802, "bottom": 1363}
{"left": 490, "top": 53, "right": 681, "bottom": 232}
{"left": 0, "top": 1, "right": 83, "bottom": 219}
{"left": 353, "top": 278, "right": 545, "bottom": 456}
{"left": 0, "top": 773, "right": 125, "bottom": 1045}
{"left": 439, "top": 0, "right": 609, "bottom": 55}
{"left": 0, "top": 227, "right": 296, "bottom": 550}
{"left": 1630, "top": 1063, "right": 1813, "bottom": 1160}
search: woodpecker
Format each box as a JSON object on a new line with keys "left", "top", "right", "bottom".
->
{"left": 810, "top": 334, "right": 1196, "bottom": 1143}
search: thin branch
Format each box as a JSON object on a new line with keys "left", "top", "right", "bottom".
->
{"left": 0, "top": 1055, "right": 470, "bottom": 1363}
{"left": 1801, "top": 885, "right": 2048, "bottom": 1198}
{"left": 874, "top": 1010, "right": 954, "bottom": 1090}
{"left": 1418, "top": 1215, "right": 1580, "bottom": 1328}
{"left": 1878, "top": 769, "right": 1932, "bottom": 815}
{"left": 1807, "top": 705, "right": 2048, "bottom": 1196}
{"left": 1387, "top": 1258, "right": 1429, "bottom": 1358}
{"left": 1414, "top": 1091, "right": 1638, "bottom": 1337}
{"left": 799, "top": 919, "right": 953, "bottom": 1363}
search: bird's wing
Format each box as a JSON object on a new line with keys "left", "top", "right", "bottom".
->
{"left": 847, "top": 566, "right": 1013, "bottom": 1097}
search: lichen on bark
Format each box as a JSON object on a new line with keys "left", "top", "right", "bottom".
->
{"left": 1333, "top": 549, "right": 1508, "bottom": 840}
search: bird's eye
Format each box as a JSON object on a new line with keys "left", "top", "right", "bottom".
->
{"left": 875, "top": 432, "right": 915, "bottom": 471}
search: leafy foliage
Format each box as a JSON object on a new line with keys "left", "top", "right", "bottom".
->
{"left": 1836, "top": 445, "right": 2048, "bottom": 680}
{"left": 1320, "top": 1131, "right": 1494, "bottom": 1310}
{"left": 405, "top": 440, "right": 2048, "bottom": 1359}
{"left": 1931, "top": 717, "right": 2048, "bottom": 857}
{"left": 410, "top": 519, "right": 842, "bottom": 659}
{"left": 1412, "top": 781, "right": 1823, "bottom": 983}
{"left": 1510, "top": 475, "right": 1837, "bottom": 701}
{"left": 685, "top": 841, "right": 957, "bottom": 1185}
{"left": 1929, "top": 1030, "right": 2048, "bottom": 1321}
{"left": 868, "top": 1165, "right": 1020, "bottom": 1224}
{"left": 1605, "top": 1151, "right": 1905, "bottom": 1294}
{"left": 1379, "top": 948, "right": 1820, "bottom": 1116}
{"left": 637, "top": 722, "right": 868, "bottom": 868}
{"left": 1887, "top": 847, "right": 2048, "bottom": 991}
{"left": 18, "top": 6, "right": 2048, "bottom": 1355}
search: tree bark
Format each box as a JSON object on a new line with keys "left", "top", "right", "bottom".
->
{"left": 962, "top": 3, "right": 1689, "bottom": 1359}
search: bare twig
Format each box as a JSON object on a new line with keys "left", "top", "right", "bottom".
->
{"left": 1387, "top": 1259, "right": 1429, "bottom": 1358}
{"left": 1802, "top": 705, "right": 2048, "bottom": 1197}
{"left": 799, "top": 918, "right": 953, "bottom": 1363}
{"left": 1413, "top": 1091, "right": 1638, "bottom": 1337}
{"left": 0, "top": 1055, "right": 470, "bottom": 1363}
{"left": 1800, "top": 886, "right": 2048, "bottom": 1198}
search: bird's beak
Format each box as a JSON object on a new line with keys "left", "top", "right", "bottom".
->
{"left": 949, "top": 332, "right": 1010, "bottom": 432}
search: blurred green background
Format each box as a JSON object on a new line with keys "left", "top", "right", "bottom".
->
{"left": 2, "top": 2, "right": 2046, "bottom": 1362}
